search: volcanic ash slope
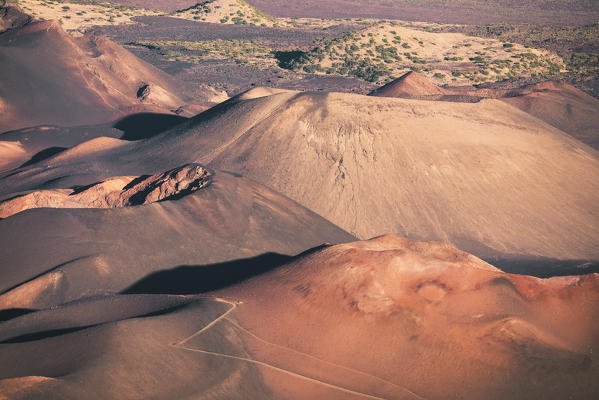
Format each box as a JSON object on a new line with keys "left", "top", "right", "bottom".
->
{"left": 3, "top": 88, "right": 598, "bottom": 262}
{"left": 0, "top": 15, "right": 189, "bottom": 132}
{"left": 151, "top": 89, "right": 599, "bottom": 261}
{"left": 0, "top": 163, "right": 354, "bottom": 310}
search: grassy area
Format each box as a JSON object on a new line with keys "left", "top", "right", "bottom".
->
{"left": 12, "top": 0, "right": 593, "bottom": 92}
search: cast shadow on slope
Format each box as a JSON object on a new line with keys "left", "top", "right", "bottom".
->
{"left": 18, "top": 146, "right": 67, "bottom": 168}
{"left": 113, "top": 112, "right": 188, "bottom": 141}
{"left": 112, "top": 101, "right": 238, "bottom": 142}
{"left": 123, "top": 246, "right": 328, "bottom": 295}
{"left": 122, "top": 246, "right": 599, "bottom": 296}
{"left": 122, "top": 253, "right": 293, "bottom": 295}
{"left": 0, "top": 303, "right": 190, "bottom": 344}
{"left": 4, "top": 112, "right": 188, "bottom": 171}
{"left": 0, "top": 308, "right": 36, "bottom": 323}
{"left": 490, "top": 257, "right": 599, "bottom": 278}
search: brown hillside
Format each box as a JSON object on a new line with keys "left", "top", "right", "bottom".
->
{"left": 370, "top": 73, "right": 599, "bottom": 149}
{"left": 210, "top": 235, "right": 599, "bottom": 399}
{"left": 501, "top": 81, "right": 599, "bottom": 149}
{"left": 0, "top": 14, "right": 191, "bottom": 133}
{"left": 2, "top": 235, "right": 596, "bottom": 399}
{"left": 2, "top": 89, "right": 598, "bottom": 261}
{"left": 0, "top": 165, "right": 354, "bottom": 310}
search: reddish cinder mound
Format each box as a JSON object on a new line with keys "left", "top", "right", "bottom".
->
{"left": 0, "top": 14, "right": 191, "bottom": 133}
{"left": 1, "top": 235, "right": 596, "bottom": 399}
{"left": 212, "top": 235, "right": 599, "bottom": 399}
{"left": 370, "top": 71, "right": 447, "bottom": 98}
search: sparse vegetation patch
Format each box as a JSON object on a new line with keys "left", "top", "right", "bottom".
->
{"left": 171, "top": 0, "right": 282, "bottom": 27}
{"left": 427, "top": 22, "right": 599, "bottom": 92}
{"left": 127, "top": 39, "right": 275, "bottom": 66}
{"left": 271, "top": 21, "right": 565, "bottom": 85}
{"left": 16, "top": 0, "right": 163, "bottom": 31}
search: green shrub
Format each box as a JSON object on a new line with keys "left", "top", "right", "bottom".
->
{"left": 273, "top": 50, "right": 311, "bottom": 70}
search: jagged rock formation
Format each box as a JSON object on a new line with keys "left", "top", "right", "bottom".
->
{"left": 0, "top": 164, "right": 212, "bottom": 218}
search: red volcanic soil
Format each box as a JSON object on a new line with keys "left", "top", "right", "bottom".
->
{"left": 0, "top": 2, "right": 597, "bottom": 400}
{"left": 2, "top": 235, "right": 595, "bottom": 399}
{"left": 211, "top": 235, "right": 599, "bottom": 399}
{"left": 0, "top": 14, "right": 193, "bottom": 133}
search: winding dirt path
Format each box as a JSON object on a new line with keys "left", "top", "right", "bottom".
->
{"left": 171, "top": 297, "right": 426, "bottom": 400}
